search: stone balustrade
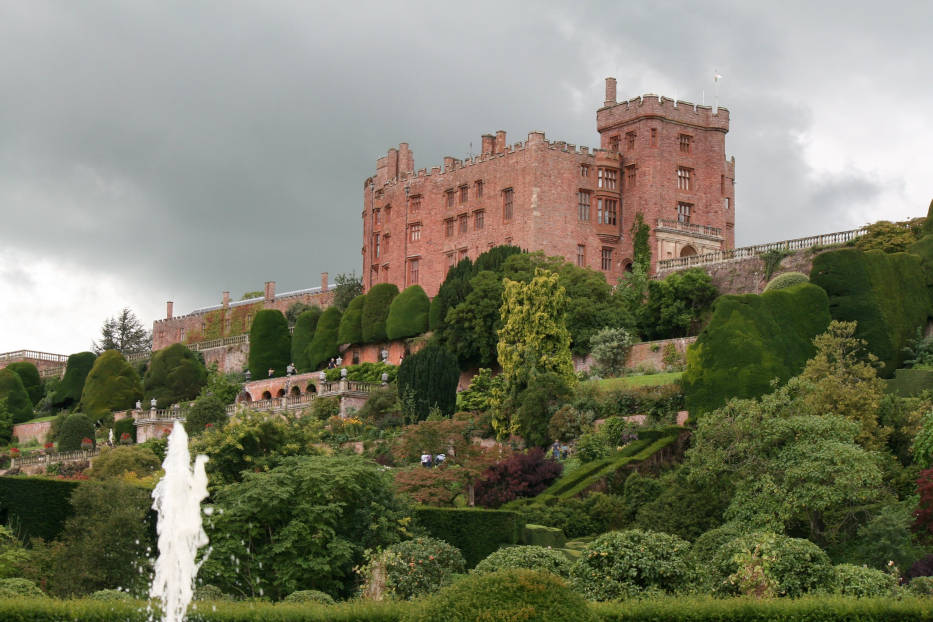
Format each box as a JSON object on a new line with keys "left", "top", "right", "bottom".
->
{"left": 656, "top": 218, "right": 723, "bottom": 239}
{"left": 11, "top": 448, "right": 100, "bottom": 468}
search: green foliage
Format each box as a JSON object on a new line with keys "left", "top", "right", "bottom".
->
{"left": 88, "top": 446, "right": 161, "bottom": 480}
{"left": 360, "top": 537, "right": 465, "bottom": 600}
{"left": 241, "top": 291, "right": 263, "bottom": 300}
{"left": 429, "top": 258, "right": 474, "bottom": 332}
{"left": 889, "top": 370, "right": 933, "bottom": 397}
{"left": 412, "top": 507, "right": 522, "bottom": 568}
{"left": 397, "top": 343, "right": 459, "bottom": 421}
{"left": 332, "top": 272, "right": 364, "bottom": 312}
{"left": 913, "top": 410, "right": 933, "bottom": 469}
{"left": 247, "top": 310, "right": 291, "bottom": 379}
{"left": 512, "top": 372, "right": 573, "bottom": 447}
{"left": 690, "top": 523, "right": 748, "bottom": 568}
{"left": 79, "top": 350, "right": 143, "bottom": 419}
{"left": 473, "top": 545, "right": 571, "bottom": 578}
{"left": 308, "top": 396, "right": 340, "bottom": 421}
{"left": 53, "top": 352, "right": 96, "bottom": 409}
{"left": 283, "top": 589, "right": 335, "bottom": 604}
{"left": 760, "top": 248, "right": 794, "bottom": 281}
{"left": 407, "top": 569, "right": 596, "bottom": 622}
{"left": 764, "top": 271, "right": 809, "bottom": 292}
{"left": 361, "top": 283, "right": 399, "bottom": 343}
{"left": 143, "top": 343, "right": 207, "bottom": 408}
{"left": 307, "top": 306, "right": 342, "bottom": 370}
{"left": 834, "top": 564, "right": 899, "bottom": 597}
{"left": 589, "top": 327, "right": 634, "bottom": 376}
{"left": 810, "top": 247, "right": 931, "bottom": 376}
{"left": 203, "top": 455, "right": 409, "bottom": 600}
{"left": 56, "top": 413, "right": 95, "bottom": 452}
{"left": 323, "top": 361, "right": 397, "bottom": 383}
{"left": 386, "top": 286, "right": 430, "bottom": 340}
{"left": 521, "top": 524, "right": 566, "bottom": 548}
{"left": 513, "top": 493, "right": 627, "bottom": 539}
{"left": 632, "top": 212, "right": 651, "bottom": 270}
{"left": 843, "top": 503, "right": 920, "bottom": 570}
{"left": 853, "top": 220, "right": 921, "bottom": 254}
{"left": 337, "top": 295, "right": 366, "bottom": 346}
{"left": 113, "top": 416, "right": 136, "bottom": 444}
{"left": 0, "top": 476, "right": 79, "bottom": 542}
{"left": 291, "top": 307, "right": 323, "bottom": 372}
{"left": 0, "top": 369, "right": 32, "bottom": 424}
{"left": 0, "top": 578, "right": 45, "bottom": 598}
{"left": 455, "top": 368, "right": 503, "bottom": 412}
{"left": 570, "top": 529, "right": 693, "bottom": 600}
{"left": 548, "top": 405, "right": 591, "bottom": 443}
{"left": 5, "top": 363, "right": 41, "bottom": 406}
{"left": 639, "top": 268, "right": 718, "bottom": 340}
{"left": 682, "top": 282, "right": 831, "bottom": 416}
{"left": 576, "top": 432, "right": 611, "bottom": 463}
{"left": 199, "top": 364, "right": 242, "bottom": 405}
{"left": 0, "top": 526, "right": 29, "bottom": 580}
{"left": 89, "top": 589, "right": 133, "bottom": 601}
{"left": 633, "top": 466, "right": 731, "bottom": 542}
{"left": 909, "top": 576, "right": 933, "bottom": 595}
{"left": 184, "top": 394, "right": 228, "bottom": 436}
{"left": 439, "top": 270, "right": 504, "bottom": 369}
{"left": 712, "top": 532, "right": 834, "bottom": 598}
{"left": 93, "top": 308, "right": 150, "bottom": 355}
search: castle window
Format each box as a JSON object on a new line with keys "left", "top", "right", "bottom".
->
{"left": 446, "top": 252, "right": 455, "bottom": 269}
{"left": 460, "top": 185, "right": 468, "bottom": 203}
{"left": 246, "top": 313, "right": 252, "bottom": 327}
{"left": 580, "top": 164, "right": 589, "bottom": 177}
{"left": 577, "top": 245, "right": 585, "bottom": 267}
{"left": 677, "top": 167, "right": 693, "bottom": 191}
{"left": 458, "top": 248, "right": 468, "bottom": 261}
{"left": 408, "top": 258, "right": 420, "bottom": 284}
{"left": 383, "top": 232, "right": 389, "bottom": 251}
{"left": 224, "top": 318, "right": 230, "bottom": 332}
{"left": 577, "top": 191, "right": 591, "bottom": 222}
{"left": 446, "top": 190, "right": 455, "bottom": 208}
{"left": 475, "top": 180, "right": 484, "bottom": 198}
{"left": 625, "top": 131, "right": 636, "bottom": 150}
{"left": 373, "top": 234, "right": 380, "bottom": 258}
{"left": 678, "top": 202, "right": 692, "bottom": 224}
{"left": 597, "top": 198, "right": 618, "bottom": 225}
{"left": 609, "top": 135, "right": 620, "bottom": 152}
{"left": 505, "top": 236, "right": 512, "bottom": 245}
{"left": 410, "top": 222, "right": 422, "bottom": 241}
{"left": 502, "top": 188, "right": 514, "bottom": 221}
{"left": 601, "top": 248, "right": 613, "bottom": 271}
{"left": 409, "top": 196, "right": 420, "bottom": 212}
{"left": 374, "top": 208, "right": 381, "bottom": 225}
{"left": 597, "top": 168, "right": 617, "bottom": 190}
{"left": 724, "top": 197, "right": 731, "bottom": 210}
{"left": 650, "top": 128, "right": 658, "bottom": 146}
{"left": 180, "top": 328, "right": 185, "bottom": 341}
{"left": 474, "top": 210, "right": 485, "bottom": 230}
{"left": 458, "top": 214, "right": 469, "bottom": 234}
{"left": 625, "top": 165, "right": 637, "bottom": 189}
{"left": 679, "top": 134, "right": 692, "bottom": 153}
{"left": 201, "top": 321, "right": 206, "bottom": 332}
{"left": 445, "top": 218, "right": 455, "bottom": 238}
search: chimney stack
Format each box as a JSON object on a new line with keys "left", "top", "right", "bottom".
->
{"left": 321, "top": 271, "right": 329, "bottom": 291}
{"left": 604, "top": 77, "right": 617, "bottom": 107}
{"left": 495, "top": 130, "right": 507, "bottom": 154}
{"left": 222, "top": 291, "right": 230, "bottom": 308}
{"left": 166, "top": 301, "right": 173, "bottom": 319}
{"left": 264, "top": 281, "right": 275, "bottom": 302}
{"left": 481, "top": 134, "right": 495, "bottom": 155}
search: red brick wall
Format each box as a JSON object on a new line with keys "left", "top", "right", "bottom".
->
{"left": 12, "top": 421, "right": 51, "bottom": 444}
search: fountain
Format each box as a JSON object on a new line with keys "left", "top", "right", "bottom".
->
{"left": 149, "top": 421, "right": 210, "bottom": 622}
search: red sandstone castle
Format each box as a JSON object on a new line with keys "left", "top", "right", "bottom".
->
{"left": 362, "top": 77, "right": 735, "bottom": 296}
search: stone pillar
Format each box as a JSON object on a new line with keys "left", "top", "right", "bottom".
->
{"left": 604, "top": 77, "right": 617, "bottom": 107}
{"left": 495, "top": 130, "right": 507, "bottom": 154}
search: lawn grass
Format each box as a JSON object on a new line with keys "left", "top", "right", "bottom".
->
{"left": 592, "top": 371, "right": 682, "bottom": 391}
{"left": 18, "top": 415, "right": 56, "bottom": 424}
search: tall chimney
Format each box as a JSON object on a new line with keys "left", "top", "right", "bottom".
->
{"left": 321, "top": 271, "right": 329, "bottom": 291}
{"left": 264, "top": 281, "right": 275, "bottom": 302}
{"left": 495, "top": 130, "right": 507, "bottom": 154}
{"left": 604, "top": 77, "right": 617, "bottom": 107}
{"left": 481, "top": 134, "right": 495, "bottom": 155}
{"left": 166, "top": 301, "right": 173, "bottom": 319}
{"left": 222, "top": 291, "right": 230, "bottom": 308}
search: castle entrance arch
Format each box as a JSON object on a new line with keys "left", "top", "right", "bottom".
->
{"left": 680, "top": 245, "right": 698, "bottom": 257}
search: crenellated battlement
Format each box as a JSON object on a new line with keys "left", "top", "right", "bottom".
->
{"left": 597, "top": 93, "right": 729, "bottom": 133}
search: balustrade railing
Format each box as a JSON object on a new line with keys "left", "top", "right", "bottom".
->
{"left": 0, "top": 350, "right": 69, "bottom": 363}
{"left": 11, "top": 448, "right": 100, "bottom": 468}
{"left": 657, "top": 219, "right": 723, "bottom": 238}
{"left": 189, "top": 334, "right": 249, "bottom": 352}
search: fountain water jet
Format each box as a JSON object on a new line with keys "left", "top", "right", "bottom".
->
{"left": 150, "top": 421, "right": 210, "bottom": 622}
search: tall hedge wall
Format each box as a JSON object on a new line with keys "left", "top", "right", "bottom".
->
{"left": 247, "top": 310, "right": 291, "bottom": 378}
{"left": 682, "top": 283, "right": 831, "bottom": 417}
{"left": 810, "top": 248, "right": 931, "bottom": 376}
{"left": 79, "top": 351, "right": 143, "bottom": 418}
{"left": 143, "top": 343, "right": 207, "bottom": 408}
{"left": 0, "top": 477, "right": 80, "bottom": 542}
{"left": 386, "top": 285, "right": 429, "bottom": 340}
{"left": 52, "top": 352, "right": 96, "bottom": 409}
{"left": 338, "top": 294, "right": 366, "bottom": 346}
{"left": 291, "top": 308, "right": 322, "bottom": 373}
{"left": 5, "top": 362, "right": 41, "bottom": 406}
{"left": 361, "top": 283, "right": 399, "bottom": 343}
{"left": 413, "top": 507, "right": 522, "bottom": 567}
{"left": 0, "top": 369, "right": 32, "bottom": 425}
{"left": 307, "top": 306, "right": 342, "bottom": 370}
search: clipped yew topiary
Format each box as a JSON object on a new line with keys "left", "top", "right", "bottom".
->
{"left": 473, "top": 545, "right": 571, "bottom": 579}
{"left": 79, "top": 350, "right": 143, "bottom": 418}
{"left": 361, "top": 283, "right": 399, "bottom": 343}
{"left": 53, "top": 351, "right": 97, "bottom": 409}
{"left": 397, "top": 343, "right": 459, "bottom": 420}
{"left": 57, "top": 412, "right": 96, "bottom": 451}
{"left": 386, "top": 285, "right": 430, "bottom": 340}
{"left": 248, "top": 310, "right": 291, "bottom": 379}
{"left": 307, "top": 306, "right": 342, "bottom": 370}
{"left": 406, "top": 569, "right": 596, "bottom": 622}
{"left": 291, "top": 307, "right": 322, "bottom": 373}
{"left": 338, "top": 294, "right": 366, "bottom": 346}
{"left": 143, "top": 343, "right": 207, "bottom": 408}
{"left": 682, "top": 283, "right": 831, "bottom": 417}
{"left": 5, "top": 362, "right": 41, "bottom": 405}
{"left": 763, "top": 271, "right": 809, "bottom": 292}
{"left": 0, "top": 368, "right": 33, "bottom": 424}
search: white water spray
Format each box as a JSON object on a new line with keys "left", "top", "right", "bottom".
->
{"left": 150, "top": 421, "right": 210, "bottom": 622}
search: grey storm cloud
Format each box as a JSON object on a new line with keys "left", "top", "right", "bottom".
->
{"left": 0, "top": 0, "right": 931, "bottom": 322}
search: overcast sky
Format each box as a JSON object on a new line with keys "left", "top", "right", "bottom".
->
{"left": 2, "top": 1, "right": 931, "bottom": 354}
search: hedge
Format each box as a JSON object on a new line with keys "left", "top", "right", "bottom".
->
{"left": 361, "top": 283, "right": 399, "bottom": 343}
{"left": 522, "top": 524, "right": 566, "bottom": 548}
{"left": 79, "top": 350, "right": 143, "bottom": 418}
{"left": 307, "top": 306, "right": 342, "bottom": 370}
{"left": 5, "top": 362, "right": 41, "bottom": 405}
{"left": 0, "top": 369, "right": 32, "bottom": 424}
{"left": 57, "top": 413, "right": 95, "bottom": 451}
{"left": 682, "top": 283, "right": 831, "bottom": 416}
{"left": 763, "top": 271, "right": 809, "bottom": 292}
{"left": 143, "top": 343, "right": 207, "bottom": 408}
{"left": 338, "top": 294, "right": 366, "bottom": 346}
{"left": 113, "top": 416, "right": 136, "bottom": 444}
{"left": 386, "top": 285, "right": 430, "bottom": 340}
{"left": 887, "top": 368, "right": 933, "bottom": 397}
{"left": 53, "top": 352, "right": 96, "bottom": 409}
{"left": 0, "top": 476, "right": 80, "bottom": 541}
{"left": 810, "top": 248, "right": 931, "bottom": 376}
{"left": 291, "top": 307, "right": 323, "bottom": 373}
{"left": 247, "top": 310, "right": 291, "bottom": 378}
{"left": 413, "top": 507, "right": 522, "bottom": 567}
{"left": 396, "top": 343, "right": 459, "bottom": 419}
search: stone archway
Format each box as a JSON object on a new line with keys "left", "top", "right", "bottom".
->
{"left": 237, "top": 391, "right": 253, "bottom": 404}
{"left": 622, "top": 260, "right": 634, "bottom": 273}
{"left": 680, "top": 245, "right": 698, "bottom": 257}
{"left": 276, "top": 388, "right": 286, "bottom": 398}
{"left": 306, "top": 382, "right": 317, "bottom": 394}
{"left": 262, "top": 390, "right": 272, "bottom": 400}
{"left": 290, "top": 385, "right": 301, "bottom": 397}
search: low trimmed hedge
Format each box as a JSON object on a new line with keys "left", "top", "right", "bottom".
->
{"left": 0, "top": 476, "right": 80, "bottom": 541}
{"left": 887, "top": 368, "right": 933, "bottom": 396}
{"left": 413, "top": 507, "right": 522, "bottom": 567}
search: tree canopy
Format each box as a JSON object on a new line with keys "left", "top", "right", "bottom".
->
{"left": 332, "top": 272, "right": 363, "bottom": 312}
{"left": 143, "top": 343, "right": 208, "bottom": 408}
{"left": 92, "top": 308, "right": 150, "bottom": 355}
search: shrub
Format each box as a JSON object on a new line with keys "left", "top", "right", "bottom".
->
{"left": 323, "top": 361, "right": 397, "bottom": 383}
{"left": 282, "top": 589, "right": 335, "bottom": 604}
{"left": 405, "top": 569, "right": 597, "bottom": 622}
{"left": 0, "top": 369, "right": 32, "bottom": 424}
{"left": 248, "top": 310, "right": 291, "bottom": 379}
{"left": 5, "top": 362, "right": 41, "bottom": 405}
{"left": 429, "top": 258, "right": 474, "bottom": 332}
{"left": 763, "top": 271, "right": 809, "bottom": 292}
{"left": 907, "top": 553, "right": 933, "bottom": 580}
{"left": 386, "top": 285, "right": 430, "bottom": 340}
{"left": 360, "top": 536, "right": 465, "bottom": 601}
{"left": 57, "top": 413, "right": 95, "bottom": 452}
{"left": 600, "top": 416, "right": 637, "bottom": 447}
{"left": 194, "top": 584, "right": 232, "bottom": 601}
{"left": 833, "top": 563, "right": 898, "bottom": 597}
{"left": 0, "top": 577, "right": 46, "bottom": 598}
{"left": 638, "top": 268, "right": 718, "bottom": 340}
{"left": 474, "top": 449, "right": 562, "bottom": 508}
{"left": 521, "top": 524, "right": 566, "bottom": 548}
{"left": 53, "top": 351, "right": 96, "bottom": 409}
{"left": 337, "top": 294, "right": 366, "bottom": 346}
{"left": 589, "top": 327, "right": 634, "bottom": 376}
{"left": 574, "top": 432, "right": 611, "bottom": 463}
{"left": 184, "top": 394, "right": 228, "bottom": 436}
{"left": 89, "top": 445, "right": 161, "bottom": 480}
{"left": 144, "top": 343, "right": 208, "bottom": 408}
{"left": 307, "top": 307, "right": 342, "bottom": 370}
{"left": 412, "top": 507, "right": 522, "bottom": 567}
{"left": 397, "top": 343, "right": 459, "bottom": 420}
{"left": 291, "top": 307, "right": 322, "bottom": 373}
{"left": 548, "top": 405, "right": 590, "bottom": 443}
{"left": 689, "top": 523, "right": 747, "bottom": 567}
{"left": 113, "top": 416, "right": 136, "bottom": 444}
{"left": 909, "top": 575, "right": 933, "bottom": 595}
{"left": 361, "top": 283, "right": 399, "bottom": 343}
{"left": 79, "top": 350, "right": 143, "bottom": 418}
{"left": 473, "top": 545, "right": 571, "bottom": 579}
{"left": 513, "top": 493, "right": 627, "bottom": 539}
{"left": 682, "top": 283, "right": 831, "bottom": 416}
{"left": 308, "top": 396, "right": 340, "bottom": 421}
{"left": 89, "top": 588, "right": 133, "bottom": 601}
{"left": 569, "top": 529, "right": 693, "bottom": 600}
{"left": 621, "top": 473, "right": 664, "bottom": 521}
{"left": 712, "top": 532, "right": 834, "bottom": 598}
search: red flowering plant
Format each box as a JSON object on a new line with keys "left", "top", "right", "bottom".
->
{"left": 44, "top": 442, "right": 55, "bottom": 452}
{"left": 9, "top": 447, "right": 19, "bottom": 458}
{"left": 80, "top": 437, "right": 94, "bottom": 450}
{"left": 119, "top": 432, "right": 132, "bottom": 445}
